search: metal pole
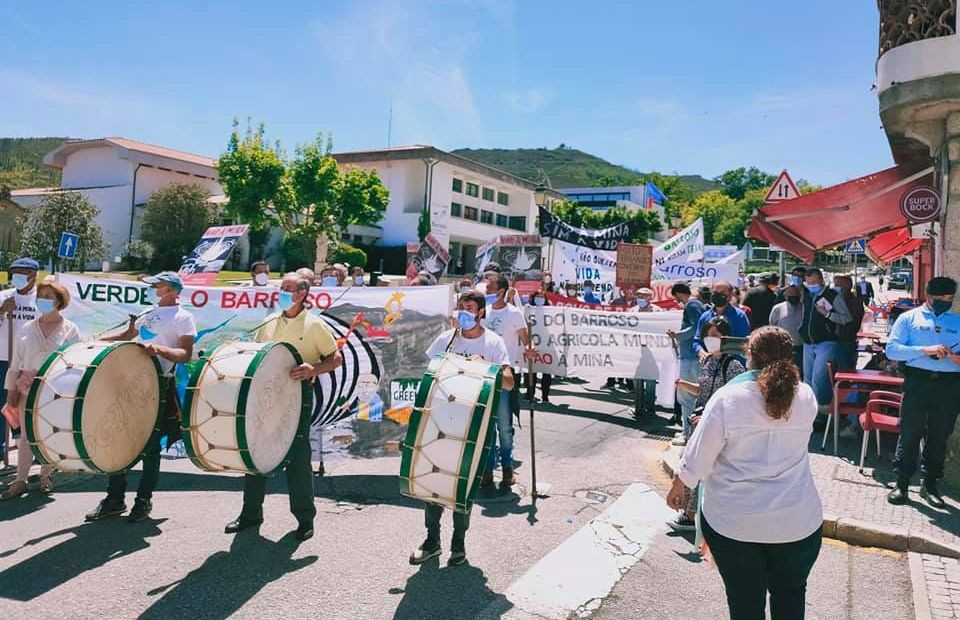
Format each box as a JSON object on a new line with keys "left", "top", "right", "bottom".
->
{"left": 778, "top": 250, "right": 786, "bottom": 284}
{"left": 527, "top": 357, "right": 539, "bottom": 498}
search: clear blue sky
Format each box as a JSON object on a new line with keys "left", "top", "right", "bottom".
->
{"left": 0, "top": 1, "right": 892, "bottom": 186}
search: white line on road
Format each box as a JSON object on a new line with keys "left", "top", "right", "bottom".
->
{"left": 497, "top": 482, "right": 676, "bottom": 619}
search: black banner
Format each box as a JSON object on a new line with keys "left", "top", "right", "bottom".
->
{"left": 537, "top": 207, "right": 632, "bottom": 251}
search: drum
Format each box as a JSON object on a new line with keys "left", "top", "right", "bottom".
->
{"left": 399, "top": 353, "right": 503, "bottom": 513}
{"left": 182, "top": 341, "right": 310, "bottom": 475}
{"left": 25, "top": 341, "right": 162, "bottom": 474}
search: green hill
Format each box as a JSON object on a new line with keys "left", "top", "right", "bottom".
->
{"left": 452, "top": 146, "right": 717, "bottom": 194}
{"left": 0, "top": 137, "right": 67, "bottom": 191}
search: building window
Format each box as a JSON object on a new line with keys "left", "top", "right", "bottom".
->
{"left": 496, "top": 214, "right": 508, "bottom": 228}
{"left": 451, "top": 202, "right": 462, "bottom": 217}
{"left": 464, "top": 206, "right": 479, "bottom": 221}
{"left": 508, "top": 216, "right": 527, "bottom": 231}
{"left": 466, "top": 182, "right": 479, "bottom": 197}
{"left": 497, "top": 191, "right": 509, "bottom": 206}
{"left": 452, "top": 178, "right": 463, "bottom": 193}
{"left": 480, "top": 210, "right": 493, "bottom": 224}
{"left": 482, "top": 187, "right": 495, "bottom": 202}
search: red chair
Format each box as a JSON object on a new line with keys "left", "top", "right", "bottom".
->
{"left": 858, "top": 396, "right": 902, "bottom": 473}
{"left": 822, "top": 362, "right": 865, "bottom": 451}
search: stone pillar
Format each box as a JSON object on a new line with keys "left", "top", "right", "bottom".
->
{"left": 940, "top": 112, "right": 960, "bottom": 485}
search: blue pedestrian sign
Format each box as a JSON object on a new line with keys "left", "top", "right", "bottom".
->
{"left": 844, "top": 239, "right": 866, "bottom": 254}
{"left": 58, "top": 232, "right": 79, "bottom": 259}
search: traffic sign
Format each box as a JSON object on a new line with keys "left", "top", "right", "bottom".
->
{"left": 58, "top": 232, "right": 79, "bottom": 259}
{"left": 844, "top": 239, "right": 866, "bottom": 254}
{"left": 764, "top": 170, "right": 801, "bottom": 203}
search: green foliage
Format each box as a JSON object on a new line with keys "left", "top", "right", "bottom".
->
{"left": 714, "top": 167, "right": 776, "bottom": 201}
{"left": 549, "top": 200, "right": 661, "bottom": 243}
{"left": 0, "top": 138, "right": 66, "bottom": 192}
{"left": 328, "top": 242, "right": 367, "bottom": 268}
{"left": 121, "top": 239, "right": 154, "bottom": 271}
{"left": 20, "top": 192, "right": 106, "bottom": 271}
{"left": 281, "top": 234, "right": 313, "bottom": 269}
{"left": 140, "top": 183, "right": 217, "bottom": 270}
{"left": 217, "top": 120, "right": 286, "bottom": 230}
{"left": 417, "top": 208, "right": 430, "bottom": 241}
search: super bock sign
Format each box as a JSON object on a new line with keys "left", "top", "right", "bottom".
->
{"left": 900, "top": 186, "right": 941, "bottom": 224}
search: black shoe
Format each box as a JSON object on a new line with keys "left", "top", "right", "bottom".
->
{"left": 447, "top": 549, "right": 467, "bottom": 566}
{"left": 605, "top": 378, "right": 616, "bottom": 388}
{"left": 85, "top": 499, "right": 126, "bottom": 522}
{"left": 921, "top": 481, "right": 946, "bottom": 509}
{"left": 294, "top": 523, "right": 314, "bottom": 541}
{"left": 887, "top": 486, "right": 909, "bottom": 505}
{"left": 127, "top": 499, "right": 152, "bottom": 522}
{"left": 666, "top": 512, "right": 696, "bottom": 532}
{"left": 224, "top": 517, "right": 263, "bottom": 534}
{"left": 409, "top": 539, "right": 441, "bottom": 565}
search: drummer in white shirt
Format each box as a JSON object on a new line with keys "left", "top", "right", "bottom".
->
{"left": 86, "top": 271, "right": 197, "bottom": 524}
{"left": 410, "top": 290, "right": 515, "bottom": 567}
{"left": 0, "top": 256, "right": 39, "bottom": 462}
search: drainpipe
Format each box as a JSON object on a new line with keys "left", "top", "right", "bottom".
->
{"left": 128, "top": 163, "right": 143, "bottom": 243}
{"left": 422, "top": 157, "right": 439, "bottom": 238}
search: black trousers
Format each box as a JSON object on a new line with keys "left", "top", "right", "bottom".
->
{"left": 240, "top": 433, "right": 316, "bottom": 525}
{"left": 893, "top": 370, "right": 960, "bottom": 485}
{"left": 702, "top": 516, "right": 822, "bottom": 620}
{"left": 424, "top": 503, "right": 470, "bottom": 552}
{"left": 521, "top": 372, "right": 552, "bottom": 400}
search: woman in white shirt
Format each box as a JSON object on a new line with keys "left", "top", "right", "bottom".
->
{"left": 1, "top": 281, "right": 80, "bottom": 500}
{"left": 666, "top": 325, "right": 822, "bottom": 620}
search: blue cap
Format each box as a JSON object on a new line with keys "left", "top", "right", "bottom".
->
{"left": 10, "top": 257, "right": 39, "bottom": 271}
{"left": 143, "top": 271, "right": 183, "bottom": 291}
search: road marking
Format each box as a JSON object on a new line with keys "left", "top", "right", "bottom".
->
{"left": 499, "top": 482, "right": 675, "bottom": 619}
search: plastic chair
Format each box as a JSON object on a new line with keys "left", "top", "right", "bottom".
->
{"left": 822, "top": 362, "right": 865, "bottom": 451}
{"left": 858, "top": 398, "right": 902, "bottom": 473}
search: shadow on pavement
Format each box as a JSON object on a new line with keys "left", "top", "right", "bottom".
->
{"left": 140, "top": 531, "right": 317, "bottom": 619}
{"left": 392, "top": 558, "right": 512, "bottom": 619}
{"left": 0, "top": 518, "right": 167, "bottom": 601}
{"left": 475, "top": 487, "right": 538, "bottom": 525}
{"left": 0, "top": 489, "right": 55, "bottom": 522}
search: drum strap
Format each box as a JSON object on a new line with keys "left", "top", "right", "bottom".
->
{"left": 444, "top": 328, "right": 461, "bottom": 354}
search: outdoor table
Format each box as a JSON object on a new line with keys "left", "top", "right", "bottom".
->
{"left": 828, "top": 369, "right": 904, "bottom": 455}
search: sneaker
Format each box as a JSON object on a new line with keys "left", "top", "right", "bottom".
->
{"left": 447, "top": 550, "right": 467, "bottom": 566}
{"left": 666, "top": 513, "right": 696, "bottom": 532}
{"left": 409, "top": 540, "right": 441, "bottom": 565}
{"left": 671, "top": 436, "right": 687, "bottom": 447}
{"left": 127, "top": 499, "right": 153, "bottom": 522}
{"left": 887, "top": 486, "right": 908, "bottom": 505}
{"left": 501, "top": 468, "right": 517, "bottom": 488}
{"left": 85, "top": 499, "right": 127, "bottom": 521}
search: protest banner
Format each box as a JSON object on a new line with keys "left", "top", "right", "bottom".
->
{"left": 474, "top": 235, "right": 543, "bottom": 281}
{"left": 652, "top": 218, "right": 704, "bottom": 276}
{"left": 58, "top": 274, "right": 454, "bottom": 457}
{"left": 653, "top": 260, "right": 738, "bottom": 283}
{"left": 549, "top": 239, "right": 618, "bottom": 296}
{"left": 406, "top": 233, "right": 450, "bottom": 282}
{"left": 524, "top": 305, "right": 681, "bottom": 406}
{"left": 178, "top": 225, "right": 249, "bottom": 285}
{"left": 538, "top": 206, "right": 632, "bottom": 251}
{"left": 615, "top": 243, "right": 653, "bottom": 289}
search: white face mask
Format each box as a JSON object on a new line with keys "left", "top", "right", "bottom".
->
{"left": 704, "top": 336, "right": 722, "bottom": 353}
{"left": 253, "top": 272, "right": 269, "bottom": 286}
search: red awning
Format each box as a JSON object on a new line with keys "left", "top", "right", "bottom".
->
{"left": 865, "top": 227, "right": 924, "bottom": 266}
{"left": 748, "top": 166, "right": 934, "bottom": 263}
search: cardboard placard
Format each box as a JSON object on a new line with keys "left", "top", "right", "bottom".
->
{"left": 615, "top": 243, "right": 652, "bottom": 289}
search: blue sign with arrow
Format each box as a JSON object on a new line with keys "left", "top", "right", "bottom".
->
{"left": 58, "top": 232, "right": 79, "bottom": 259}
{"left": 844, "top": 238, "right": 866, "bottom": 254}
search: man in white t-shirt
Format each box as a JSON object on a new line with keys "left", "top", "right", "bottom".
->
{"left": 481, "top": 275, "right": 529, "bottom": 490}
{"left": 411, "top": 290, "right": 515, "bottom": 567}
{"left": 0, "top": 256, "right": 39, "bottom": 460}
{"left": 86, "top": 271, "right": 197, "bottom": 524}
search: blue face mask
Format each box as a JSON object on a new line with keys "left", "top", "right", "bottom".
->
{"left": 804, "top": 283, "right": 822, "bottom": 295}
{"left": 11, "top": 274, "right": 29, "bottom": 290}
{"left": 36, "top": 298, "right": 56, "bottom": 315}
{"left": 790, "top": 276, "right": 802, "bottom": 286}
{"left": 485, "top": 294, "right": 498, "bottom": 306}
{"left": 353, "top": 275, "right": 364, "bottom": 286}
{"left": 322, "top": 276, "right": 338, "bottom": 287}
{"left": 533, "top": 297, "right": 546, "bottom": 307}
{"left": 637, "top": 299, "right": 649, "bottom": 308}
{"left": 144, "top": 287, "right": 159, "bottom": 305}
{"left": 278, "top": 291, "right": 295, "bottom": 311}
{"left": 457, "top": 310, "right": 478, "bottom": 331}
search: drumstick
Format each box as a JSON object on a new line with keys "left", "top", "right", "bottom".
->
{"left": 93, "top": 308, "right": 153, "bottom": 339}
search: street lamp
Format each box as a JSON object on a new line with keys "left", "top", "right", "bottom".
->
{"left": 534, "top": 185, "right": 548, "bottom": 209}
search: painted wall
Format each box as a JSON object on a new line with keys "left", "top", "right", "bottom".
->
{"left": 60, "top": 146, "right": 132, "bottom": 188}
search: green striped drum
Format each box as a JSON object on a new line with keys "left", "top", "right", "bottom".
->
{"left": 25, "top": 341, "right": 162, "bottom": 474}
{"left": 182, "top": 341, "right": 310, "bottom": 475}
{"left": 399, "top": 353, "right": 503, "bottom": 513}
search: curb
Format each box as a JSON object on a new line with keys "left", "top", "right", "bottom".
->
{"left": 659, "top": 445, "right": 960, "bottom": 559}
{"left": 908, "top": 552, "right": 933, "bottom": 620}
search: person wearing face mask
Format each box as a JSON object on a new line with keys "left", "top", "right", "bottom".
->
{"left": 768, "top": 284, "right": 804, "bottom": 375}
{"left": 565, "top": 283, "right": 579, "bottom": 300}
{"left": 249, "top": 260, "right": 270, "bottom": 287}
{"left": 413, "top": 290, "right": 514, "bottom": 567}
{"left": 832, "top": 275, "right": 864, "bottom": 372}
{"left": 350, "top": 266, "right": 367, "bottom": 287}
{"left": 523, "top": 291, "right": 553, "bottom": 403}
{"left": 743, "top": 275, "right": 777, "bottom": 330}
{"left": 296, "top": 267, "right": 316, "bottom": 285}
{"left": 85, "top": 272, "right": 196, "bottom": 523}
{"left": 611, "top": 286, "right": 637, "bottom": 307}
{"left": 667, "top": 283, "right": 707, "bottom": 442}
{"left": 226, "top": 272, "right": 343, "bottom": 541}
{"left": 884, "top": 277, "right": 960, "bottom": 508}
{"left": 634, "top": 287, "right": 662, "bottom": 313}
{"left": 318, "top": 267, "right": 340, "bottom": 288}
{"left": 581, "top": 280, "right": 602, "bottom": 305}
{"left": 0, "top": 256, "right": 39, "bottom": 462}
{"left": 692, "top": 281, "right": 751, "bottom": 363}
{"left": 1, "top": 281, "right": 79, "bottom": 500}
{"left": 855, "top": 274, "right": 875, "bottom": 306}
{"left": 776, "top": 266, "right": 809, "bottom": 303}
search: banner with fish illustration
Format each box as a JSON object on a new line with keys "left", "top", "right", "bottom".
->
{"left": 474, "top": 235, "right": 542, "bottom": 281}
{"left": 178, "top": 225, "right": 250, "bottom": 285}
{"left": 56, "top": 275, "right": 454, "bottom": 457}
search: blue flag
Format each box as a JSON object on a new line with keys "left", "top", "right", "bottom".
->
{"left": 644, "top": 182, "right": 668, "bottom": 209}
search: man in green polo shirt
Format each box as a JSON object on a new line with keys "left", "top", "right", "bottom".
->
{"left": 225, "top": 272, "right": 342, "bottom": 541}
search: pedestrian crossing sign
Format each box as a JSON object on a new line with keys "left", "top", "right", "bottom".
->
{"left": 844, "top": 239, "right": 866, "bottom": 254}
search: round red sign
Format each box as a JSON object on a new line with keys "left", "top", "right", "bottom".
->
{"left": 900, "top": 186, "right": 941, "bottom": 223}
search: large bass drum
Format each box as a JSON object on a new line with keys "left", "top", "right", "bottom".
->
{"left": 399, "top": 353, "right": 502, "bottom": 513}
{"left": 182, "top": 341, "right": 310, "bottom": 475}
{"left": 25, "top": 341, "right": 162, "bottom": 474}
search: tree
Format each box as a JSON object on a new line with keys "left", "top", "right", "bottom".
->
{"left": 328, "top": 242, "right": 367, "bottom": 267}
{"left": 217, "top": 120, "right": 389, "bottom": 266}
{"left": 681, "top": 191, "right": 738, "bottom": 245}
{"left": 714, "top": 167, "right": 776, "bottom": 201}
{"left": 19, "top": 192, "right": 106, "bottom": 271}
{"left": 140, "top": 183, "right": 217, "bottom": 270}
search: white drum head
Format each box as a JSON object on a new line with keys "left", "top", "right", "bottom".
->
{"left": 244, "top": 344, "right": 303, "bottom": 473}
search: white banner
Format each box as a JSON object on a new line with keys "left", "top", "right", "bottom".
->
{"left": 525, "top": 306, "right": 681, "bottom": 406}
{"left": 550, "top": 239, "right": 618, "bottom": 296}
{"left": 653, "top": 218, "right": 704, "bottom": 270}
{"left": 653, "top": 260, "right": 739, "bottom": 283}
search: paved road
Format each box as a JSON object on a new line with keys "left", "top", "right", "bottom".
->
{"left": 0, "top": 379, "right": 916, "bottom": 619}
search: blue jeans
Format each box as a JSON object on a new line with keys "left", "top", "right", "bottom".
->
{"left": 803, "top": 341, "right": 839, "bottom": 407}
{"left": 485, "top": 388, "right": 514, "bottom": 473}
{"left": 677, "top": 357, "right": 700, "bottom": 439}
{"left": 0, "top": 360, "right": 8, "bottom": 452}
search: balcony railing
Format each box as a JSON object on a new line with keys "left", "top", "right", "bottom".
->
{"left": 878, "top": 0, "right": 957, "bottom": 56}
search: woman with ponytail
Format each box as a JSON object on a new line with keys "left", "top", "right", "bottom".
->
{"left": 666, "top": 326, "right": 823, "bottom": 620}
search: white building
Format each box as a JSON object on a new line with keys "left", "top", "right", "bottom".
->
{"left": 10, "top": 137, "right": 245, "bottom": 267}
{"left": 333, "top": 145, "right": 563, "bottom": 274}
